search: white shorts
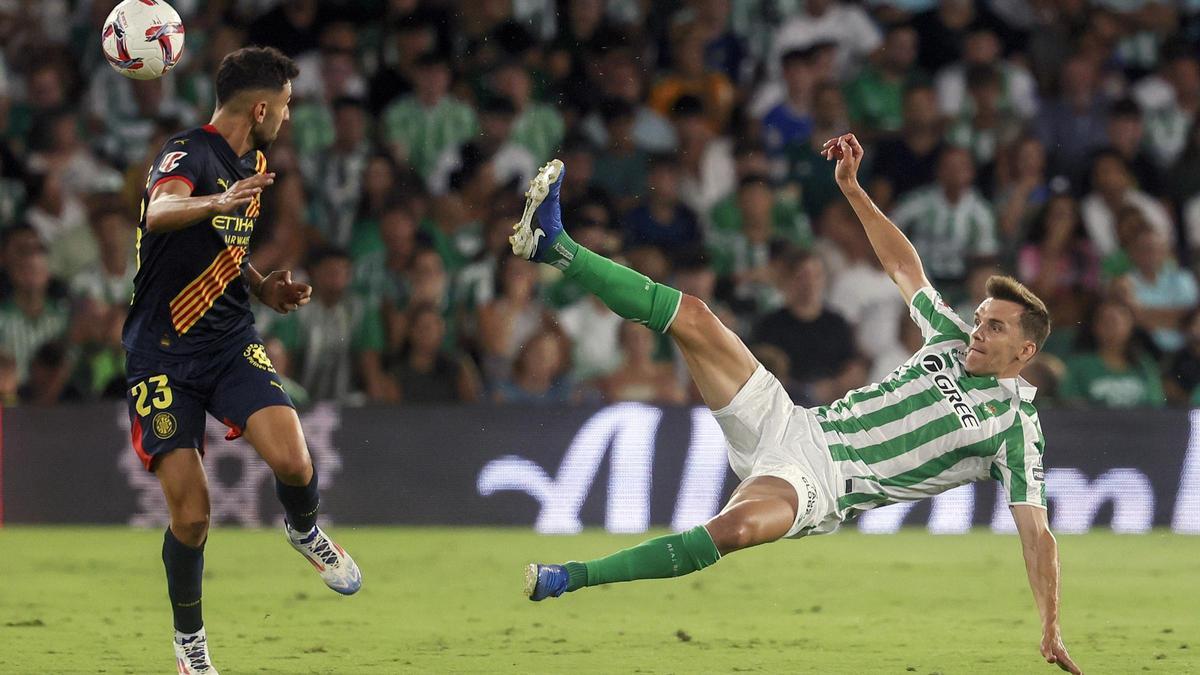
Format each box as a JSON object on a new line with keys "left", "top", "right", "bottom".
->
{"left": 711, "top": 365, "right": 844, "bottom": 538}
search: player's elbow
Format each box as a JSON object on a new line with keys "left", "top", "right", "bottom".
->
{"left": 145, "top": 208, "right": 168, "bottom": 233}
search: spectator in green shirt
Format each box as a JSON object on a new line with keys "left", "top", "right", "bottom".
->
{"left": 1060, "top": 299, "right": 1166, "bottom": 408}
{"left": 844, "top": 24, "right": 923, "bottom": 138}
{"left": 0, "top": 230, "right": 69, "bottom": 380}
{"left": 270, "top": 247, "right": 390, "bottom": 403}
{"left": 383, "top": 52, "right": 477, "bottom": 180}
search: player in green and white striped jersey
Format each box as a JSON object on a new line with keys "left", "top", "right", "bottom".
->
{"left": 519, "top": 134, "right": 1080, "bottom": 673}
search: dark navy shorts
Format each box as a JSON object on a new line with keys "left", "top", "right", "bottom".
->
{"left": 125, "top": 330, "right": 294, "bottom": 471}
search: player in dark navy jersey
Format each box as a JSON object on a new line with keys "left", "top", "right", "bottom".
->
{"left": 122, "top": 46, "right": 360, "bottom": 675}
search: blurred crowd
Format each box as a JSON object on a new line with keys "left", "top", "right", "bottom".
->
{"left": 2, "top": 0, "right": 1200, "bottom": 409}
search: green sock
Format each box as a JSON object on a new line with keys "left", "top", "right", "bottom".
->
{"left": 563, "top": 525, "right": 721, "bottom": 592}
{"left": 543, "top": 231, "right": 682, "bottom": 334}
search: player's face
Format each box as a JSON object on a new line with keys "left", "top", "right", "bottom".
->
{"left": 252, "top": 81, "right": 292, "bottom": 148}
{"left": 966, "top": 298, "right": 1034, "bottom": 376}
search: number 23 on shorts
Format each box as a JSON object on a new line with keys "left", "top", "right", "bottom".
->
{"left": 131, "top": 374, "right": 174, "bottom": 416}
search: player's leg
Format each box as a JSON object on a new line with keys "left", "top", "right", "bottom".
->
{"left": 511, "top": 160, "right": 757, "bottom": 409}
{"left": 213, "top": 336, "right": 364, "bottom": 595}
{"left": 126, "top": 355, "right": 217, "bottom": 672}
{"left": 238, "top": 404, "right": 361, "bottom": 595}
{"left": 525, "top": 476, "right": 798, "bottom": 600}
{"left": 154, "top": 449, "right": 218, "bottom": 673}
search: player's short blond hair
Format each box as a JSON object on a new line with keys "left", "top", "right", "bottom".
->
{"left": 985, "top": 275, "right": 1051, "bottom": 352}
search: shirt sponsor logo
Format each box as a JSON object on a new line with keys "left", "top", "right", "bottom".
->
{"left": 933, "top": 373, "right": 981, "bottom": 429}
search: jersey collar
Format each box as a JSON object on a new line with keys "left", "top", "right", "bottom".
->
{"left": 998, "top": 376, "right": 1037, "bottom": 402}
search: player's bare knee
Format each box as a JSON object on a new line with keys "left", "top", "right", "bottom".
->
{"left": 671, "top": 295, "right": 717, "bottom": 341}
{"left": 706, "top": 511, "right": 761, "bottom": 553}
{"left": 172, "top": 513, "right": 209, "bottom": 547}
{"left": 272, "top": 452, "right": 313, "bottom": 485}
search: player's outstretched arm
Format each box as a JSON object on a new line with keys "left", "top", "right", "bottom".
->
{"left": 823, "top": 133, "right": 930, "bottom": 304}
{"left": 1012, "top": 504, "right": 1083, "bottom": 675}
{"left": 145, "top": 172, "right": 275, "bottom": 233}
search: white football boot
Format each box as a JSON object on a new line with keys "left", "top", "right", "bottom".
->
{"left": 174, "top": 627, "right": 218, "bottom": 674}
{"left": 285, "top": 522, "right": 362, "bottom": 595}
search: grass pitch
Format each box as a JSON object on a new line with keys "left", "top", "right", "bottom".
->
{"left": 0, "top": 527, "right": 1196, "bottom": 674}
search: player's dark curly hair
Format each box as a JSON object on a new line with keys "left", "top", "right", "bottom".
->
{"left": 215, "top": 46, "right": 299, "bottom": 106}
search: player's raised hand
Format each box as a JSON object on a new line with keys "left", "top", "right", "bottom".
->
{"left": 822, "top": 133, "right": 864, "bottom": 187}
{"left": 213, "top": 172, "right": 275, "bottom": 214}
{"left": 1041, "top": 631, "right": 1082, "bottom": 674}
{"left": 258, "top": 269, "right": 312, "bottom": 314}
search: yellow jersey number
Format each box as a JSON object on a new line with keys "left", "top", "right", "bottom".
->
{"left": 131, "top": 374, "right": 173, "bottom": 417}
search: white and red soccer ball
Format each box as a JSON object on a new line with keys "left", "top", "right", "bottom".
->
{"left": 101, "top": 0, "right": 185, "bottom": 80}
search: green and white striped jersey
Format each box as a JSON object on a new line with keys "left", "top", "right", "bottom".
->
{"left": 815, "top": 286, "right": 1047, "bottom": 520}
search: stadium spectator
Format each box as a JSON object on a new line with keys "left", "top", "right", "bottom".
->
{"left": 1106, "top": 98, "right": 1164, "bottom": 197}
{"left": 1165, "top": 308, "right": 1200, "bottom": 405}
{"left": 1016, "top": 194, "right": 1100, "bottom": 328}
{"left": 935, "top": 27, "right": 1038, "bottom": 122}
{"left": 1080, "top": 150, "right": 1174, "bottom": 256}
{"left": 780, "top": 82, "right": 848, "bottom": 222}
{"left": 0, "top": 230, "right": 68, "bottom": 379}
{"left": 671, "top": 95, "right": 736, "bottom": 229}
{"left": 844, "top": 24, "right": 923, "bottom": 138}
{"left": 594, "top": 322, "right": 686, "bottom": 404}
{"left": 868, "top": 83, "right": 945, "bottom": 210}
{"left": 1035, "top": 55, "right": 1110, "bottom": 187}
{"left": 648, "top": 21, "right": 736, "bottom": 134}
{"left": 1142, "top": 51, "right": 1200, "bottom": 169}
{"left": 769, "top": 0, "right": 881, "bottom": 81}
{"left": 708, "top": 174, "right": 811, "bottom": 291}
{"left": 353, "top": 204, "right": 419, "bottom": 315}
{"left": 944, "top": 64, "right": 1023, "bottom": 185}
{"left": 868, "top": 307, "right": 927, "bottom": 383}
{"left": 752, "top": 247, "right": 859, "bottom": 403}
{"left": 390, "top": 303, "right": 481, "bottom": 404}
{"left": 18, "top": 340, "right": 82, "bottom": 406}
{"left": 820, "top": 201, "right": 907, "bottom": 372}
{"left": 622, "top": 154, "right": 702, "bottom": 254}
{"left": 269, "top": 247, "right": 390, "bottom": 403}
{"left": 26, "top": 110, "right": 122, "bottom": 197}
{"left": 70, "top": 204, "right": 135, "bottom": 311}
{"left": 477, "top": 256, "right": 556, "bottom": 386}
{"left": 492, "top": 329, "right": 571, "bottom": 404}
{"left": 580, "top": 46, "right": 678, "bottom": 154}
{"left": 383, "top": 52, "right": 477, "bottom": 180}
{"left": 429, "top": 96, "right": 536, "bottom": 198}
{"left": 995, "top": 135, "right": 1052, "bottom": 244}
{"left": 304, "top": 96, "right": 372, "bottom": 248}
{"left": 1119, "top": 225, "right": 1199, "bottom": 353}
{"left": 890, "top": 146, "right": 999, "bottom": 293}
{"left": 1060, "top": 299, "right": 1166, "bottom": 408}
{"left": 23, "top": 170, "right": 97, "bottom": 280}
{"left": 761, "top": 47, "right": 818, "bottom": 158}
{"left": 592, "top": 97, "right": 650, "bottom": 211}
{"left": 491, "top": 60, "right": 565, "bottom": 165}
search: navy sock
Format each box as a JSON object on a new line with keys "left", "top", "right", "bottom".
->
{"left": 276, "top": 471, "right": 319, "bottom": 532}
{"left": 162, "top": 528, "right": 204, "bottom": 634}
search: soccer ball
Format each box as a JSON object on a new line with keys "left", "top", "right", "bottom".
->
{"left": 101, "top": 0, "right": 185, "bottom": 80}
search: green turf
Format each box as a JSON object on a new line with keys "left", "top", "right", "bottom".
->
{"left": 0, "top": 527, "right": 1196, "bottom": 674}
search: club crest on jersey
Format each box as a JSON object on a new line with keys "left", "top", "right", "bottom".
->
{"left": 159, "top": 151, "right": 188, "bottom": 173}
{"left": 244, "top": 343, "right": 277, "bottom": 373}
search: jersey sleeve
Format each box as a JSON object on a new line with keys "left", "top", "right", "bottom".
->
{"left": 908, "top": 286, "right": 973, "bottom": 346}
{"left": 993, "top": 416, "right": 1048, "bottom": 508}
{"left": 146, "top": 139, "right": 206, "bottom": 195}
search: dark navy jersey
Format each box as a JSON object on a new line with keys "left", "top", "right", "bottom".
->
{"left": 122, "top": 124, "right": 267, "bottom": 359}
